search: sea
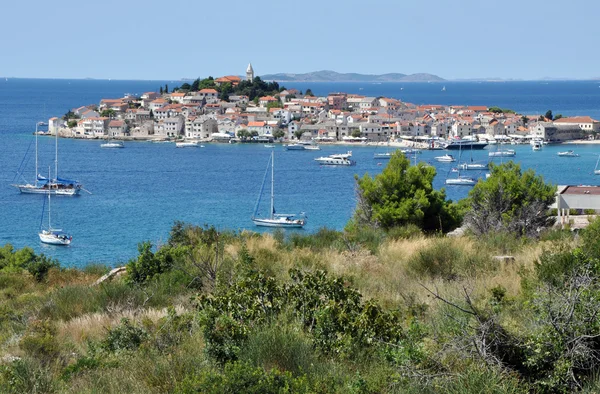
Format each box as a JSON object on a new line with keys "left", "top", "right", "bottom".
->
{"left": 1, "top": 78, "right": 600, "bottom": 268}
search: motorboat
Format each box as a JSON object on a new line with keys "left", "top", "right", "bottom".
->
{"left": 444, "top": 140, "right": 488, "bottom": 150}
{"left": 101, "top": 140, "right": 124, "bottom": 148}
{"left": 374, "top": 152, "right": 392, "bottom": 159}
{"left": 458, "top": 162, "right": 488, "bottom": 170}
{"left": 435, "top": 154, "right": 456, "bottom": 162}
{"left": 12, "top": 121, "right": 83, "bottom": 196}
{"left": 557, "top": 150, "right": 579, "bottom": 157}
{"left": 445, "top": 176, "right": 477, "bottom": 186}
{"left": 532, "top": 141, "right": 542, "bottom": 151}
{"left": 315, "top": 152, "right": 355, "bottom": 165}
{"left": 176, "top": 141, "right": 201, "bottom": 148}
{"left": 252, "top": 151, "right": 306, "bottom": 228}
{"left": 264, "top": 144, "right": 275, "bottom": 148}
{"left": 285, "top": 143, "right": 306, "bottom": 150}
{"left": 489, "top": 149, "right": 516, "bottom": 157}
{"left": 400, "top": 148, "right": 422, "bottom": 154}
{"left": 304, "top": 145, "right": 321, "bottom": 151}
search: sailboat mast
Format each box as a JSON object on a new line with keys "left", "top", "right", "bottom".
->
{"left": 55, "top": 125, "right": 58, "bottom": 180}
{"left": 35, "top": 123, "right": 39, "bottom": 187}
{"left": 270, "top": 152, "right": 274, "bottom": 220}
{"left": 47, "top": 167, "right": 51, "bottom": 230}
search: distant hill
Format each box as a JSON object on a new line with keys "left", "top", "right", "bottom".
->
{"left": 259, "top": 70, "right": 444, "bottom": 82}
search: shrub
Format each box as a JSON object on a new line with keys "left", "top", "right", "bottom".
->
{"left": 19, "top": 320, "right": 59, "bottom": 362}
{"left": 100, "top": 318, "right": 148, "bottom": 353}
{"left": 407, "top": 238, "right": 461, "bottom": 280}
{"left": 126, "top": 242, "right": 174, "bottom": 284}
{"left": 0, "top": 359, "right": 55, "bottom": 394}
{"left": 26, "top": 254, "right": 60, "bottom": 282}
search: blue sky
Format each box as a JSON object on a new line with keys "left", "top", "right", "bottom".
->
{"left": 1, "top": 0, "right": 598, "bottom": 80}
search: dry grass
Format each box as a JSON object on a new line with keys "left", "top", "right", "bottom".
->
{"left": 57, "top": 305, "right": 187, "bottom": 347}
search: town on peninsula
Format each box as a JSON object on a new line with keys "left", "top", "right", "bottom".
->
{"left": 48, "top": 64, "right": 600, "bottom": 145}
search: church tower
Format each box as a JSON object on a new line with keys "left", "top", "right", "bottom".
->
{"left": 246, "top": 62, "right": 254, "bottom": 82}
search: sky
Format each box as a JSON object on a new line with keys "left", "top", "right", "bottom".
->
{"left": 1, "top": 0, "right": 599, "bottom": 80}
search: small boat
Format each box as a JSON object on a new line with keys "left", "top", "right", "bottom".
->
{"left": 435, "top": 154, "right": 456, "bottom": 162}
{"left": 595, "top": 155, "right": 600, "bottom": 175}
{"left": 532, "top": 141, "right": 542, "bottom": 151}
{"left": 557, "top": 150, "right": 579, "bottom": 157}
{"left": 39, "top": 169, "right": 72, "bottom": 245}
{"left": 374, "top": 152, "right": 392, "bottom": 159}
{"left": 285, "top": 143, "right": 306, "bottom": 150}
{"left": 400, "top": 148, "right": 422, "bottom": 154}
{"left": 445, "top": 176, "right": 477, "bottom": 186}
{"left": 264, "top": 144, "right": 275, "bottom": 148}
{"left": 252, "top": 151, "right": 306, "bottom": 228}
{"left": 101, "top": 140, "right": 124, "bottom": 148}
{"left": 458, "top": 162, "right": 488, "bottom": 170}
{"left": 489, "top": 149, "right": 516, "bottom": 157}
{"left": 176, "top": 141, "right": 201, "bottom": 148}
{"left": 304, "top": 145, "right": 321, "bottom": 151}
{"left": 314, "top": 156, "right": 355, "bottom": 166}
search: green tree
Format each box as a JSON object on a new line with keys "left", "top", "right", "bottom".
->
{"left": 351, "top": 152, "right": 461, "bottom": 233}
{"left": 545, "top": 109, "right": 553, "bottom": 121}
{"left": 294, "top": 130, "right": 304, "bottom": 140}
{"left": 159, "top": 86, "right": 163, "bottom": 94}
{"left": 180, "top": 82, "right": 191, "bottom": 91}
{"left": 521, "top": 115, "right": 529, "bottom": 125}
{"left": 237, "top": 129, "right": 250, "bottom": 140}
{"left": 554, "top": 114, "right": 563, "bottom": 120}
{"left": 165, "top": 84, "right": 169, "bottom": 94}
{"left": 464, "top": 161, "right": 556, "bottom": 237}
{"left": 266, "top": 101, "right": 282, "bottom": 110}
{"left": 100, "top": 109, "right": 116, "bottom": 118}
{"left": 67, "top": 120, "right": 77, "bottom": 128}
{"left": 305, "top": 88, "right": 314, "bottom": 97}
{"left": 351, "top": 129, "right": 362, "bottom": 138}
{"left": 272, "top": 129, "right": 285, "bottom": 139}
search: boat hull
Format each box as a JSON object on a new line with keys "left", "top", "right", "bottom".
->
{"left": 252, "top": 218, "right": 306, "bottom": 228}
{"left": 13, "top": 185, "right": 80, "bottom": 196}
{"left": 101, "top": 143, "right": 124, "bottom": 148}
{"left": 445, "top": 142, "right": 488, "bottom": 150}
{"left": 39, "top": 233, "right": 71, "bottom": 245}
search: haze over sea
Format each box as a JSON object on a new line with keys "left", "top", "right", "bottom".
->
{"left": 2, "top": 78, "right": 600, "bottom": 268}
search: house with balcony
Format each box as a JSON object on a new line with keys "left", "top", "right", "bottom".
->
{"left": 108, "top": 120, "right": 128, "bottom": 137}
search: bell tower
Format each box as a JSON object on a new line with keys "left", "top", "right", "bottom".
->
{"left": 246, "top": 62, "right": 254, "bottom": 82}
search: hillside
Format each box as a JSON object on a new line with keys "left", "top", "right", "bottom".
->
{"left": 260, "top": 70, "right": 445, "bottom": 82}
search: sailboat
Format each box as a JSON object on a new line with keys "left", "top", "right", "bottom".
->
{"left": 12, "top": 121, "right": 83, "bottom": 195}
{"left": 594, "top": 155, "right": 600, "bottom": 175}
{"left": 252, "top": 152, "right": 306, "bottom": 228}
{"left": 374, "top": 140, "right": 392, "bottom": 159}
{"left": 446, "top": 139, "right": 477, "bottom": 186}
{"left": 39, "top": 168, "right": 72, "bottom": 245}
{"left": 458, "top": 137, "right": 489, "bottom": 170}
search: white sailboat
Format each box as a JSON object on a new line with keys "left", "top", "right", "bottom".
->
{"left": 101, "top": 139, "right": 124, "bottom": 148}
{"left": 12, "top": 122, "right": 83, "bottom": 196}
{"left": 594, "top": 155, "right": 600, "bottom": 175}
{"left": 445, "top": 140, "right": 476, "bottom": 186}
{"left": 39, "top": 169, "right": 72, "bottom": 245}
{"left": 252, "top": 152, "right": 306, "bottom": 228}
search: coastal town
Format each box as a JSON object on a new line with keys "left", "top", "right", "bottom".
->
{"left": 47, "top": 63, "right": 600, "bottom": 145}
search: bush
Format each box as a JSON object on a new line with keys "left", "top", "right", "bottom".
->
{"left": 100, "top": 318, "right": 148, "bottom": 353}
{"left": 19, "top": 320, "right": 59, "bottom": 362}
{"left": 176, "top": 361, "right": 309, "bottom": 394}
{"left": 126, "top": 242, "right": 174, "bottom": 284}
{"left": 407, "top": 238, "right": 461, "bottom": 279}
{"left": 26, "top": 254, "right": 60, "bottom": 282}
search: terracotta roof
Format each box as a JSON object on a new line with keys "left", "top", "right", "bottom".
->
{"left": 248, "top": 121, "right": 266, "bottom": 127}
{"left": 199, "top": 89, "right": 218, "bottom": 94}
{"left": 554, "top": 116, "right": 598, "bottom": 124}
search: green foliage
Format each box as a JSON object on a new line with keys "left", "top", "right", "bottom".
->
{"left": 304, "top": 89, "right": 314, "bottom": 97}
{"left": 0, "top": 359, "right": 55, "bottom": 394}
{"left": 465, "top": 161, "right": 556, "bottom": 237}
{"left": 179, "top": 82, "right": 191, "bottom": 91}
{"left": 67, "top": 120, "right": 77, "bottom": 128}
{"left": 100, "top": 109, "right": 116, "bottom": 118}
{"left": 293, "top": 130, "right": 304, "bottom": 140}
{"left": 266, "top": 100, "right": 282, "bottom": 110}
{"left": 126, "top": 241, "right": 174, "bottom": 284}
{"left": 19, "top": 320, "right": 59, "bottom": 361}
{"left": 352, "top": 152, "right": 461, "bottom": 233}
{"left": 351, "top": 129, "right": 362, "bottom": 138}
{"left": 26, "top": 254, "right": 59, "bottom": 282}
{"left": 177, "top": 361, "right": 309, "bottom": 394}
{"left": 100, "top": 318, "right": 148, "bottom": 353}
{"left": 581, "top": 216, "right": 600, "bottom": 258}
{"left": 272, "top": 129, "right": 285, "bottom": 139}
{"left": 0, "top": 244, "right": 58, "bottom": 281}
{"left": 545, "top": 109, "right": 553, "bottom": 121}
{"left": 488, "top": 106, "right": 515, "bottom": 114}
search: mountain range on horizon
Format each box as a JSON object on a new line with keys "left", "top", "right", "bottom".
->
{"left": 258, "top": 70, "right": 445, "bottom": 83}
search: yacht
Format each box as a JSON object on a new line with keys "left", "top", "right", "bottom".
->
{"left": 457, "top": 162, "right": 488, "bottom": 170}
{"left": 557, "top": 150, "right": 579, "bottom": 157}
{"left": 532, "top": 141, "right": 542, "bottom": 151}
{"left": 101, "top": 140, "right": 124, "bottom": 148}
{"left": 445, "top": 176, "right": 477, "bottom": 186}
{"left": 304, "top": 145, "right": 321, "bottom": 151}
{"left": 489, "top": 149, "right": 516, "bottom": 157}
{"left": 444, "top": 140, "right": 488, "bottom": 150}
{"left": 314, "top": 156, "right": 355, "bottom": 166}
{"left": 434, "top": 154, "right": 456, "bottom": 162}
{"left": 176, "top": 141, "right": 202, "bottom": 148}
{"left": 285, "top": 143, "right": 306, "bottom": 150}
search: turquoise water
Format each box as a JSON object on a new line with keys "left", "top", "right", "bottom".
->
{"left": 1, "top": 78, "right": 600, "bottom": 267}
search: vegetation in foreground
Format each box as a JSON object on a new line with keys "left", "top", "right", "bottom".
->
{"left": 3, "top": 158, "right": 598, "bottom": 393}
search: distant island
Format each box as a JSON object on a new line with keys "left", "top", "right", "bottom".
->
{"left": 259, "top": 70, "right": 445, "bottom": 83}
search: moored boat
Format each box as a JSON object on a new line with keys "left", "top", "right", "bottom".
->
{"left": 435, "top": 154, "right": 456, "bottom": 162}
{"left": 489, "top": 149, "right": 516, "bottom": 157}
{"left": 557, "top": 150, "right": 579, "bottom": 157}
{"left": 101, "top": 140, "right": 124, "bottom": 148}
{"left": 176, "top": 141, "right": 201, "bottom": 148}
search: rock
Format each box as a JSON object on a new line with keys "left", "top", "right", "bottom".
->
{"left": 93, "top": 266, "right": 127, "bottom": 286}
{"left": 493, "top": 255, "right": 515, "bottom": 263}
